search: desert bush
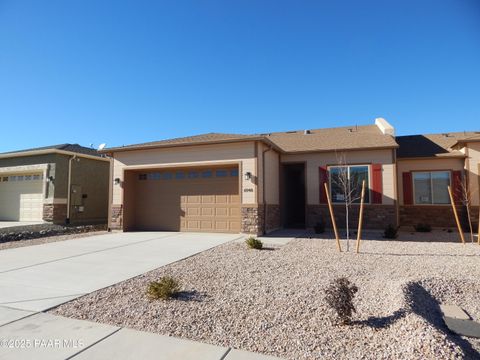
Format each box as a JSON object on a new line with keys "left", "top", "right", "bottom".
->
{"left": 414, "top": 223, "right": 432, "bottom": 232}
{"left": 245, "top": 237, "right": 263, "bottom": 250}
{"left": 314, "top": 220, "right": 325, "bottom": 234}
{"left": 146, "top": 276, "right": 180, "bottom": 300}
{"left": 383, "top": 224, "right": 398, "bottom": 239}
{"left": 324, "top": 277, "right": 358, "bottom": 325}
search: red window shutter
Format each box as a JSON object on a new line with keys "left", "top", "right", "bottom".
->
{"left": 403, "top": 172, "right": 413, "bottom": 205}
{"left": 451, "top": 170, "right": 462, "bottom": 205}
{"left": 319, "top": 166, "right": 328, "bottom": 204}
{"left": 371, "top": 164, "right": 383, "bottom": 204}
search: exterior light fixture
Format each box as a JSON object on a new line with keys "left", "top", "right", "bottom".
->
{"left": 47, "top": 176, "right": 54, "bottom": 182}
{"left": 114, "top": 178, "right": 121, "bottom": 185}
{"left": 244, "top": 172, "right": 252, "bottom": 181}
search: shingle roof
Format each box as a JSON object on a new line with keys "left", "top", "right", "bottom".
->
{"left": 119, "top": 133, "right": 260, "bottom": 148}
{"left": 396, "top": 132, "right": 479, "bottom": 158}
{"left": 452, "top": 133, "right": 480, "bottom": 146}
{"left": 105, "top": 125, "right": 398, "bottom": 154}
{"left": 0, "top": 144, "right": 102, "bottom": 157}
{"left": 264, "top": 125, "right": 397, "bottom": 153}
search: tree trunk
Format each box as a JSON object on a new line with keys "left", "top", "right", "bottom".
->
{"left": 345, "top": 203, "right": 349, "bottom": 251}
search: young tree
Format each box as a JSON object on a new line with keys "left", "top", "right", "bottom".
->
{"left": 458, "top": 179, "right": 475, "bottom": 243}
{"left": 329, "top": 153, "right": 364, "bottom": 251}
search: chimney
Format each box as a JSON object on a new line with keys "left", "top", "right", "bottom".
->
{"left": 375, "top": 118, "right": 395, "bottom": 136}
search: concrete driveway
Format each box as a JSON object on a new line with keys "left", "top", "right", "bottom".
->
{"left": 0, "top": 231, "right": 285, "bottom": 360}
{"left": 0, "top": 231, "right": 242, "bottom": 312}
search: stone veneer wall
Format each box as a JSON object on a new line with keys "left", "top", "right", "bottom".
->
{"left": 265, "top": 204, "right": 281, "bottom": 233}
{"left": 307, "top": 204, "right": 397, "bottom": 230}
{"left": 111, "top": 205, "right": 123, "bottom": 230}
{"left": 42, "top": 204, "right": 67, "bottom": 224}
{"left": 400, "top": 205, "right": 479, "bottom": 229}
{"left": 241, "top": 205, "right": 264, "bottom": 235}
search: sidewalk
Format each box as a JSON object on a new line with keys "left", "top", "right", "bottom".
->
{"left": 0, "top": 306, "right": 282, "bottom": 360}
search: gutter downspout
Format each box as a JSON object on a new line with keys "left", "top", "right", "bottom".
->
{"left": 66, "top": 155, "right": 77, "bottom": 224}
{"left": 107, "top": 153, "right": 113, "bottom": 231}
{"left": 262, "top": 146, "right": 273, "bottom": 234}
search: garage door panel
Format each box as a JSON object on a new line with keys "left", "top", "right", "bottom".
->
{"left": 131, "top": 166, "right": 241, "bottom": 233}
{"left": 201, "top": 195, "right": 215, "bottom": 204}
{"left": 201, "top": 207, "right": 214, "bottom": 216}
{"left": 215, "top": 208, "right": 228, "bottom": 216}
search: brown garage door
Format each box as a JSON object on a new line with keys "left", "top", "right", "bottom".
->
{"left": 130, "top": 166, "right": 241, "bottom": 233}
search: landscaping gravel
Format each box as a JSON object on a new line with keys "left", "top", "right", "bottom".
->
{"left": 0, "top": 223, "right": 107, "bottom": 250}
{"left": 52, "top": 238, "right": 480, "bottom": 360}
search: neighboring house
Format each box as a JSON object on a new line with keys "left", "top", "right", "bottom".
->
{"left": 104, "top": 118, "right": 399, "bottom": 234}
{"left": 396, "top": 133, "right": 480, "bottom": 229}
{"left": 0, "top": 144, "right": 110, "bottom": 225}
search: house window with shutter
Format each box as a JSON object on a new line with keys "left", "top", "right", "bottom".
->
{"left": 328, "top": 165, "right": 370, "bottom": 204}
{"left": 412, "top": 171, "right": 451, "bottom": 205}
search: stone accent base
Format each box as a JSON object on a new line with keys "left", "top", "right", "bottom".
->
{"left": 111, "top": 205, "right": 123, "bottom": 230}
{"left": 42, "top": 204, "right": 67, "bottom": 224}
{"left": 400, "top": 205, "right": 479, "bottom": 229}
{"left": 265, "top": 204, "right": 281, "bottom": 233}
{"left": 241, "top": 205, "right": 264, "bottom": 235}
{"left": 307, "top": 204, "right": 397, "bottom": 230}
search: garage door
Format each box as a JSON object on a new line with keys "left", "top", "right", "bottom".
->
{"left": 131, "top": 166, "right": 241, "bottom": 233}
{"left": 0, "top": 173, "right": 44, "bottom": 221}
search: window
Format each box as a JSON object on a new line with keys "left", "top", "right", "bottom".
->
{"left": 413, "top": 171, "right": 450, "bottom": 204}
{"left": 230, "top": 169, "right": 239, "bottom": 177}
{"left": 147, "top": 172, "right": 160, "bottom": 180}
{"left": 188, "top": 171, "right": 199, "bottom": 179}
{"left": 2, "top": 177, "right": 8, "bottom": 182}
{"left": 162, "top": 172, "right": 173, "bottom": 180}
{"left": 139, "top": 174, "right": 147, "bottom": 180}
{"left": 329, "top": 165, "right": 370, "bottom": 203}
{"left": 215, "top": 170, "right": 228, "bottom": 177}
{"left": 175, "top": 171, "right": 185, "bottom": 180}
{"left": 201, "top": 170, "right": 212, "bottom": 178}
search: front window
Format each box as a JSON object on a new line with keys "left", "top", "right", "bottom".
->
{"left": 413, "top": 171, "right": 450, "bottom": 204}
{"left": 329, "top": 165, "right": 370, "bottom": 203}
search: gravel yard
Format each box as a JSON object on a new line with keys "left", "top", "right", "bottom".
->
{"left": 52, "top": 237, "right": 480, "bottom": 360}
{"left": 0, "top": 223, "right": 108, "bottom": 250}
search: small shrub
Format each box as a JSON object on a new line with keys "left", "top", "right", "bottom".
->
{"left": 146, "top": 276, "right": 180, "bottom": 300}
{"left": 314, "top": 220, "right": 325, "bottom": 234}
{"left": 245, "top": 237, "right": 263, "bottom": 250}
{"left": 383, "top": 224, "right": 398, "bottom": 239}
{"left": 414, "top": 223, "right": 432, "bottom": 232}
{"left": 324, "top": 277, "right": 358, "bottom": 325}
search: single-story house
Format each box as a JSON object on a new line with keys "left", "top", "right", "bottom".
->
{"left": 104, "top": 118, "right": 479, "bottom": 235}
{"left": 0, "top": 144, "right": 110, "bottom": 225}
{"left": 104, "top": 118, "right": 400, "bottom": 234}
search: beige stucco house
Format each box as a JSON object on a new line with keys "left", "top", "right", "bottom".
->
{"left": 105, "top": 118, "right": 405, "bottom": 234}
{"left": 0, "top": 144, "right": 110, "bottom": 225}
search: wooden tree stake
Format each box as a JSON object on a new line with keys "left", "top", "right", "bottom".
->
{"left": 356, "top": 180, "right": 366, "bottom": 253}
{"left": 324, "top": 182, "right": 342, "bottom": 252}
{"left": 448, "top": 185, "right": 465, "bottom": 245}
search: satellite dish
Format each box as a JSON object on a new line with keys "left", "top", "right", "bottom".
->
{"left": 98, "top": 143, "right": 106, "bottom": 151}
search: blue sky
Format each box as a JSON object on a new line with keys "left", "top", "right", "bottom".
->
{"left": 0, "top": 0, "right": 479, "bottom": 152}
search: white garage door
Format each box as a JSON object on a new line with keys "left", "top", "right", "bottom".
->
{"left": 0, "top": 174, "right": 44, "bottom": 221}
